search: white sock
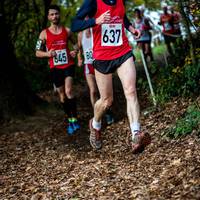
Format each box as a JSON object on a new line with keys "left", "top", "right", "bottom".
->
{"left": 92, "top": 118, "right": 101, "bottom": 131}
{"left": 130, "top": 122, "right": 140, "bottom": 137}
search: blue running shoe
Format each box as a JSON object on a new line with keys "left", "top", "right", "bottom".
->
{"left": 73, "top": 121, "right": 80, "bottom": 131}
{"left": 70, "top": 117, "right": 80, "bottom": 131}
{"left": 105, "top": 114, "right": 114, "bottom": 125}
{"left": 67, "top": 123, "right": 75, "bottom": 135}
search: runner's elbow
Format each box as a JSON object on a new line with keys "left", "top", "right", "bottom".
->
{"left": 35, "top": 51, "right": 39, "bottom": 57}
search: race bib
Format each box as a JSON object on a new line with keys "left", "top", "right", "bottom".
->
{"left": 101, "top": 24, "right": 122, "bottom": 46}
{"left": 164, "top": 22, "right": 172, "bottom": 31}
{"left": 53, "top": 49, "right": 68, "bottom": 66}
{"left": 84, "top": 48, "right": 93, "bottom": 63}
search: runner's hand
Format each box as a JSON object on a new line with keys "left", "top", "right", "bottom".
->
{"left": 70, "top": 50, "right": 77, "bottom": 58}
{"left": 48, "top": 49, "right": 56, "bottom": 58}
{"left": 95, "top": 10, "right": 111, "bottom": 25}
{"left": 133, "top": 29, "right": 141, "bottom": 39}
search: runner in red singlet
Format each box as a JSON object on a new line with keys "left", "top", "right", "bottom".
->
{"left": 159, "top": 6, "right": 176, "bottom": 55}
{"left": 35, "top": 4, "right": 80, "bottom": 136}
{"left": 170, "top": 6, "right": 182, "bottom": 36}
{"left": 72, "top": 0, "right": 151, "bottom": 153}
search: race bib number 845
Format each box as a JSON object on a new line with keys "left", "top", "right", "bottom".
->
{"left": 53, "top": 49, "right": 68, "bottom": 66}
{"left": 101, "top": 24, "right": 122, "bottom": 46}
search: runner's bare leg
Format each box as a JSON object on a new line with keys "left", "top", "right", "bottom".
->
{"left": 86, "top": 74, "right": 98, "bottom": 107}
{"left": 56, "top": 86, "right": 65, "bottom": 103}
{"left": 117, "top": 57, "right": 140, "bottom": 125}
{"left": 93, "top": 70, "right": 113, "bottom": 122}
{"left": 64, "top": 76, "right": 74, "bottom": 99}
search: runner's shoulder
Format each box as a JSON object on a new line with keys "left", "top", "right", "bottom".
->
{"left": 39, "top": 29, "right": 47, "bottom": 40}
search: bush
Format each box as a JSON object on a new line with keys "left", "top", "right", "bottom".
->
{"left": 164, "top": 104, "right": 200, "bottom": 138}
{"left": 154, "top": 57, "right": 200, "bottom": 101}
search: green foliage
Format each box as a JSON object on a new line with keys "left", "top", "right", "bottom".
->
{"left": 143, "top": 0, "right": 161, "bottom": 9}
{"left": 155, "top": 58, "right": 200, "bottom": 101}
{"left": 164, "top": 104, "right": 200, "bottom": 138}
{"left": 151, "top": 33, "right": 200, "bottom": 102}
{"left": 126, "top": 0, "right": 161, "bottom": 10}
{"left": 136, "top": 38, "right": 200, "bottom": 104}
{"left": 152, "top": 44, "right": 166, "bottom": 55}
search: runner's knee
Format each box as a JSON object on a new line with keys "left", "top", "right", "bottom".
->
{"left": 124, "top": 87, "right": 137, "bottom": 100}
{"left": 101, "top": 96, "right": 113, "bottom": 109}
{"left": 90, "top": 89, "right": 98, "bottom": 98}
{"left": 65, "top": 87, "right": 73, "bottom": 98}
{"left": 59, "top": 93, "right": 66, "bottom": 103}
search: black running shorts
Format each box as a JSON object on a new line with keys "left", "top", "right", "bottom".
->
{"left": 50, "top": 65, "right": 75, "bottom": 88}
{"left": 93, "top": 51, "right": 134, "bottom": 74}
{"left": 163, "top": 34, "right": 176, "bottom": 44}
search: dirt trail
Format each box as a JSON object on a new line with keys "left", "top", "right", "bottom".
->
{"left": 0, "top": 77, "right": 200, "bottom": 199}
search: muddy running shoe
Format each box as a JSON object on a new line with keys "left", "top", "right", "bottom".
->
{"left": 105, "top": 114, "right": 114, "bottom": 125}
{"left": 127, "top": 131, "right": 151, "bottom": 154}
{"left": 89, "top": 119, "right": 102, "bottom": 150}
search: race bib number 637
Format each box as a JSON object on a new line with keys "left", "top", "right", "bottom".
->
{"left": 101, "top": 24, "right": 122, "bottom": 46}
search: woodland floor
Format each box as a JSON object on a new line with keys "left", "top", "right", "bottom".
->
{"left": 0, "top": 66, "right": 200, "bottom": 200}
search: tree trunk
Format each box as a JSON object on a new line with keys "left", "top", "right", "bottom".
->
{"left": 178, "top": 0, "right": 196, "bottom": 64}
{"left": 42, "top": 0, "right": 52, "bottom": 29}
{"left": 0, "top": 8, "right": 39, "bottom": 120}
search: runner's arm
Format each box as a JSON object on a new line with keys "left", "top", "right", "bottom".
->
{"left": 72, "top": 0, "right": 134, "bottom": 33}
{"left": 77, "top": 32, "right": 83, "bottom": 67}
{"left": 35, "top": 30, "right": 54, "bottom": 58}
{"left": 148, "top": 17, "right": 155, "bottom": 27}
{"left": 66, "top": 27, "right": 79, "bottom": 51}
{"left": 124, "top": 15, "right": 141, "bottom": 38}
{"left": 123, "top": 0, "right": 135, "bottom": 30}
{"left": 176, "top": 12, "right": 182, "bottom": 23}
{"left": 66, "top": 27, "right": 79, "bottom": 58}
{"left": 71, "top": 0, "right": 97, "bottom": 32}
{"left": 124, "top": 14, "right": 132, "bottom": 30}
{"left": 147, "top": 17, "right": 161, "bottom": 32}
{"left": 158, "top": 15, "right": 162, "bottom": 25}
{"left": 123, "top": 2, "right": 140, "bottom": 37}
